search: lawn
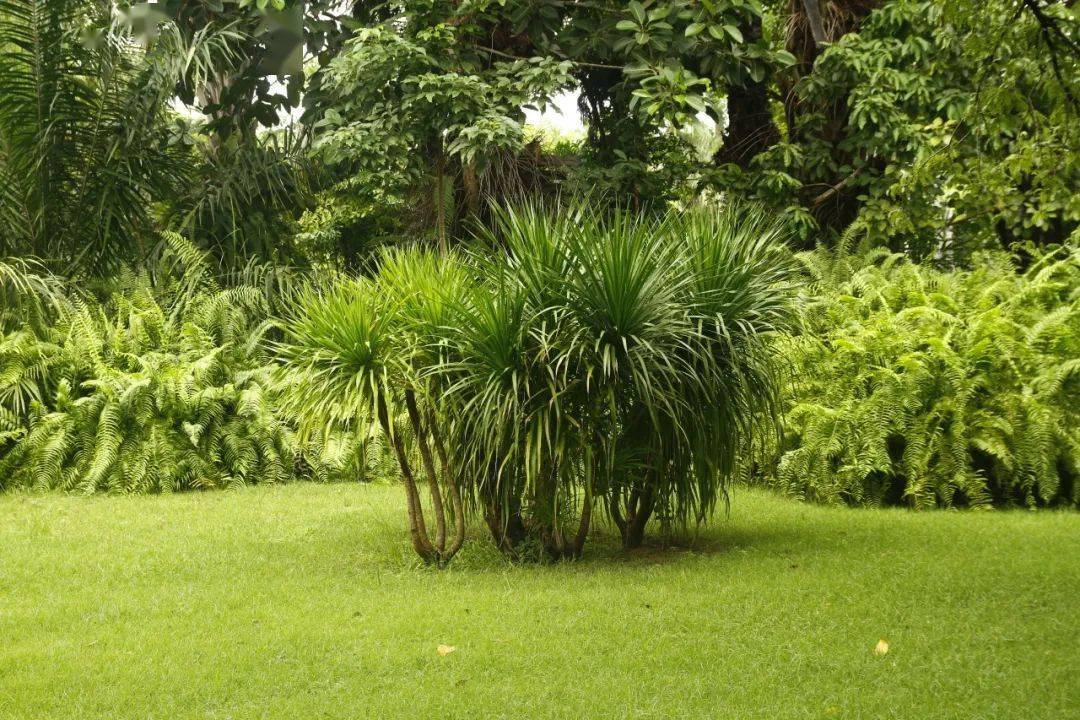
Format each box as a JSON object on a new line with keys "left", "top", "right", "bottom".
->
{"left": 1, "top": 484, "right": 1077, "bottom": 720}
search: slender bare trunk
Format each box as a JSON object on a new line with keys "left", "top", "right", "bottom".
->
{"left": 462, "top": 161, "right": 480, "bottom": 218}
{"left": 615, "top": 481, "right": 656, "bottom": 550}
{"left": 377, "top": 392, "right": 434, "bottom": 563}
{"left": 428, "top": 409, "right": 465, "bottom": 556}
{"left": 570, "top": 482, "right": 593, "bottom": 559}
{"left": 484, "top": 486, "right": 527, "bottom": 555}
{"left": 404, "top": 389, "right": 447, "bottom": 554}
{"left": 537, "top": 463, "right": 568, "bottom": 560}
{"left": 434, "top": 147, "right": 448, "bottom": 254}
{"left": 624, "top": 488, "right": 654, "bottom": 549}
{"left": 801, "top": 0, "right": 827, "bottom": 46}
{"left": 609, "top": 491, "right": 627, "bottom": 536}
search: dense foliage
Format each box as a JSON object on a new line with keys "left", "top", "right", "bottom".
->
{"left": 764, "top": 243, "right": 1079, "bottom": 507}
{"left": 0, "top": 0, "right": 224, "bottom": 270}
{"left": 0, "top": 0, "right": 314, "bottom": 272}
{"left": 731, "top": 0, "right": 1079, "bottom": 255}
{"left": 0, "top": 237, "right": 347, "bottom": 492}
{"left": 2, "top": 0, "right": 1074, "bottom": 270}
{"left": 299, "top": 0, "right": 1077, "bottom": 258}
{"left": 0, "top": 0, "right": 1076, "bottom": 566}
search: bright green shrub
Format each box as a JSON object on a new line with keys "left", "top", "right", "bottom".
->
{"left": 767, "top": 244, "right": 1080, "bottom": 508}
{"left": 0, "top": 237, "right": 334, "bottom": 492}
{"left": 275, "top": 256, "right": 471, "bottom": 566}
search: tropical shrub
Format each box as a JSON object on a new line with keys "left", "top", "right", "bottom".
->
{"left": 765, "top": 243, "right": 1080, "bottom": 508}
{"left": 276, "top": 202, "right": 794, "bottom": 564}
{"left": 443, "top": 203, "right": 794, "bottom": 556}
{"left": 275, "top": 251, "right": 470, "bottom": 566}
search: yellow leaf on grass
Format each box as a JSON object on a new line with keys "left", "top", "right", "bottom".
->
{"left": 437, "top": 644, "right": 456, "bottom": 656}
{"left": 873, "top": 638, "right": 889, "bottom": 655}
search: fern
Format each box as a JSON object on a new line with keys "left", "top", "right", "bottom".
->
{"left": 760, "top": 245, "right": 1080, "bottom": 508}
{"left": 0, "top": 242, "right": 355, "bottom": 493}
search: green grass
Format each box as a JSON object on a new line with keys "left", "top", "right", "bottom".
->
{"left": 1, "top": 484, "right": 1077, "bottom": 719}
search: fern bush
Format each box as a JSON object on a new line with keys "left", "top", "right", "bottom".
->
{"left": 765, "top": 244, "right": 1079, "bottom": 508}
{"left": 0, "top": 237, "right": 338, "bottom": 492}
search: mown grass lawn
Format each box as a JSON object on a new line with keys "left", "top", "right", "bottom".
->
{"left": 1, "top": 484, "right": 1077, "bottom": 719}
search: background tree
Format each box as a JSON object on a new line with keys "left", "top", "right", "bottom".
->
{"left": 309, "top": 1, "right": 572, "bottom": 250}
{"left": 717, "top": 0, "right": 1078, "bottom": 254}
{"left": 155, "top": 0, "right": 331, "bottom": 265}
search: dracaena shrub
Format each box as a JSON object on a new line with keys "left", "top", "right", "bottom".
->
{"left": 276, "top": 202, "right": 795, "bottom": 562}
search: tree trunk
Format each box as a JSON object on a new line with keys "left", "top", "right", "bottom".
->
{"left": 434, "top": 147, "right": 449, "bottom": 254}
{"left": 624, "top": 491, "right": 654, "bottom": 549}
{"left": 783, "top": 0, "right": 881, "bottom": 236}
{"left": 536, "top": 464, "right": 571, "bottom": 560}
{"left": 801, "top": 0, "right": 827, "bottom": 46}
{"left": 404, "top": 389, "right": 447, "bottom": 555}
{"left": 714, "top": 14, "right": 780, "bottom": 169}
{"left": 608, "top": 491, "right": 627, "bottom": 538}
{"left": 376, "top": 393, "right": 435, "bottom": 563}
{"left": 428, "top": 409, "right": 465, "bottom": 557}
{"left": 614, "top": 482, "right": 656, "bottom": 550}
{"left": 462, "top": 161, "right": 480, "bottom": 218}
{"left": 569, "top": 482, "right": 593, "bottom": 559}
{"left": 484, "top": 496, "right": 527, "bottom": 554}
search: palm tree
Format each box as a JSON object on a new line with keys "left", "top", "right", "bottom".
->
{"left": 0, "top": 0, "right": 240, "bottom": 272}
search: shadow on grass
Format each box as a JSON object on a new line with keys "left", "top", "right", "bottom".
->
{"left": 579, "top": 524, "right": 827, "bottom": 566}
{"left": 309, "top": 487, "right": 856, "bottom": 575}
